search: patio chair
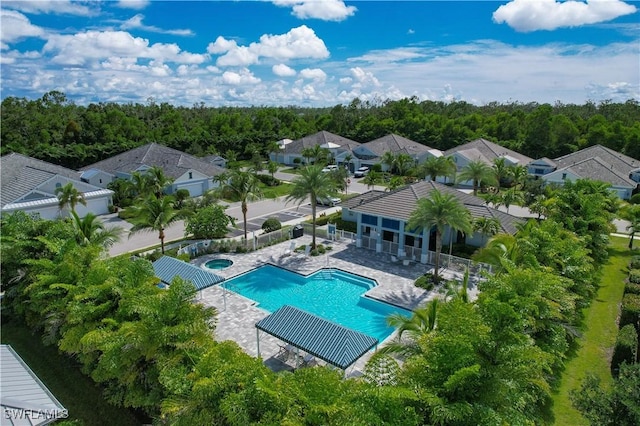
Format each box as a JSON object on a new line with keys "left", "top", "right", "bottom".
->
{"left": 275, "top": 344, "right": 295, "bottom": 362}
{"left": 282, "top": 241, "right": 296, "bottom": 257}
{"left": 301, "top": 353, "right": 317, "bottom": 367}
{"left": 391, "top": 255, "right": 399, "bottom": 263}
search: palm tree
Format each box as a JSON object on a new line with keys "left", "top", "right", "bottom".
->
{"left": 267, "top": 160, "right": 279, "bottom": 178}
{"left": 499, "top": 187, "right": 524, "bottom": 214}
{"left": 510, "top": 165, "right": 529, "bottom": 190}
{"left": 492, "top": 157, "right": 511, "bottom": 191}
{"left": 128, "top": 194, "right": 189, "bottom": 254}
{"left": 457, "top": 160, "right": 497, "bottom": 196}
{"left": 620, "top": 203, "right": 640, "bottom": 249}
{"left": 386, "top": 176, "right": 405, "bottom": 191}
{"left": 217, "top": 170, "right": 262, "bottom": 246}
{"left": 71, "top": 211, "right": 122, "bottom": 248}
{"left": 381, "top": 151, "right": 397, "bottom": 174}
{"left": 473, "top": 217, "right": 501, "bottom": 245}
{"left": 362, "top": 170, "right": 380, "bottom": 190}
{"left": 145, "top": 165, "right": 174, "bottom": 199}
{"left": 343, "top": 154, "right": 353, "bottom": 174}
{"left": 421, "top": 156, "right": 456, "bottom": 182}
{"left": 285, "top": 165, "right": 338, "bottom": 249}
{"left": 394, "top": 153, "right": 415, "bottom": 176}
{"left": 407, "top": 189, "right": 472, "bottom": 283}
{"left": 55, "top": 182, "right": 86, "bottom": 216}
{"left": 380, "top": 299, "right": 440, "bottom": 357}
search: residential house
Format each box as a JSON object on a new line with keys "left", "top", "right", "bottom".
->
{"left": 202, "top": 154, "right": 227, "bottom": 169}
{"left": 1, "top": 153, "right": 113, "bottom": 219}
{"left": 270, "top": 131, "right": 360, "bottom": 168}
{"left": 341, "top": 180, "right": 523, "bottom": 264}
{"left": 443, "top": 138, "right": 533, "bottom": 186}
{"left": 352, "top": 134, "right": 442, "bottom": 172}
{"left": 80, "top": 143, "right": 226, "bottom": 197}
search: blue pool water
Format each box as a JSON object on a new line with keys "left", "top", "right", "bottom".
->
{"left": 222, "top": 264, "right": 411, "bottom": 342}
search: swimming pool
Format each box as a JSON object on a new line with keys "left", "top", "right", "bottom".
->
{"left": 222, "top": 264, "right": 411, "bottom": 342}
{"left": 205, "top": 259, "right": 233, "bottom": 270}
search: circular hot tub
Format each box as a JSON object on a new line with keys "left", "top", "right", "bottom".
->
{"left": 204, "top": 259, "right": 233, "bottom": 270}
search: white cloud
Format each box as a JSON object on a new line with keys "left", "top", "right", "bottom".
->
{"left": 0, "top": 9, "right": 45, "bottom": 48}
{"left": 493, "top": 0, "right": 637, "bottom": 32}
{"left": 42, "top": 30, "right": 207, "bottom": 66}
{"left": 272, "top": 0, "right": 357, "bottom": 21}
{"left": 299, "top": 67, "right": 326, "bottom": 81}
{"left": 273, "top": 63, "right": 297, "bottom": 76}
{"left": 116, "top": 0, "right": 150, "bottom": 10}
{"left": 1, "top": 0, "right": 95, "bottom": 16}
{"left": 407, "top": 29, "right": 415, "bottom": 35}
{"left": 350, "top": 67, "right": 381, "bottom": 88}
{"left": 222, "top": 68, "right": 261, "bottom": 85}
{"left": 349, "top": 47, "right": 427, "bottom": 64}
{"left": 212, "top": 25, "right": 329, "bottom": 66}
{"left": 121, "top": 14, "right": 194, "bottom": 36}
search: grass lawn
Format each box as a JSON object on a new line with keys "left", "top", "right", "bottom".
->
{"left": 260, "top": 182, "right": 292, "bottom": 198}
{"left": 1, "top": 318, "right": 143, "bottom": 426}
{"left": 552, "top": 235, "right": 631, "bottom": 425}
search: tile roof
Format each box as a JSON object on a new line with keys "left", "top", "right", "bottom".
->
{"left": 81, "top": 143, "right": 225, "bottom": 179}
{"left": 359, "top": 134, "right": 436, "bottom": 157}
{"left": 549, "top": 156, "right": 636, "bottom": 187}
{"left": 444, "top": 138, "right": 532, "bottom": 165}
{"left": 256, "top": 305, "right": 378, "bottom": 370}
{"left": 348, "top": 180, "right": 523, "bottom": 235}
{"left": 282, "top": 131, "right": 360, "bottom": 155}
{"left": 153, "top": 256, "right": 225, "bottom": 290}
{"left": 1, "top": 345, "right": 67, "bottom": 426}
{"left": 554, "top": 144, "right": 640, "bottom": 172}
{"left": 0, "top": 153, "right": 102, "bottom": 208}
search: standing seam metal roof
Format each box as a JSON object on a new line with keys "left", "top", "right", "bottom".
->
{"left": 152, "top": 256, "right": 224, "bottom": 290}
{"left": 256, "top": 305, "right": 378, "bottom": 370}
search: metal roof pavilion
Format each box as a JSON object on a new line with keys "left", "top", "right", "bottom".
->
{"left": 255, "top": 305, "right": 378, "bottom": 370}
{"left": 152, "top": 256, "right": 224, "bottom": 290}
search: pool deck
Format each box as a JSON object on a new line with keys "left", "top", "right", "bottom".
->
{"left": 193, "top": 236, "right": 467, "bottom": 376}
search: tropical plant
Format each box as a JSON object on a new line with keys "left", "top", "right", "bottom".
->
{"left": 362, "top": 170, "right": 380, "bottom": 190}
{"left": 421, "top": 156, "right": 456, "bottom": 182}
{"left": 145, "top": 165, "right": 174, "bottom": 198}
{"left": 70, "top": 211, "right": 122, "bottom": 248}
{"left": 128, "top": 194, "right": 190, "bottom": 253}
{"left": 407, "top": 189, "right": 472, "bottom": 283}
{"left": 55, "top": 182, "right": 86, "bottom": 216}
{"left": 184, "top": 204, "right": 234, "bottom": 239}
{"left": 394, "top": 153, "right": 415, "bottom": 176}
{"left": 381, "top": 151, "right": 397, "bottom": 174}
{"left": 499, "top": 187, "right": 524, "bottom": 214}
{"left": 458, "top": 160, "right": 497, "bottom": 196}
{"left": 217, "top": 170, "right": 262, "bottom": 245}
{"left": 285, "top": 165, "right": 338, "bottom": 249}
{"left": 492, "top": 157, "right": 511, "bottom": 191}
{"left": 620, "top": 203, "right": 640, "bottom": 249}
{"left": 473, "top": 217, "right": 501, "bottom": 245}
{"left": 510, "top": 165, "right": 529, "bottom": 190}
{"left": 380, "top": 299, "right": 440, "bottom": 357}
{"left": 386, "top": 176, "right": 405, "bottom": 191}
{"left": 267, "top": 160, "right": 279, "bottom": 178}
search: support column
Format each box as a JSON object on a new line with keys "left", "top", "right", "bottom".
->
{"left": 398, "top": 222, "right": 406, "bottom": 258}
{"left": 256, "top": 329, "right": 261, "bottom": 358}
{"left": 356, "top": 213, "right": 363, "bottom": 248}
{"left": 375, "top": 216, "right": 383, "bottom": 253}
{"left": 421, "top": 228, "right": 429, "bottom": 264}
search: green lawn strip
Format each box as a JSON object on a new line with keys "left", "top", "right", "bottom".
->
{"left": 1, "top": 319, "right": 141, "bottom": 426}
{"left": 260, "top": 182, "right": 292, "bottom": 199}
{"left": 552, "top": 236, "right": 630, "bottom": 425}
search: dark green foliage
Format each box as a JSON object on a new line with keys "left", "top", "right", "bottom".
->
{"left": 620, "top": 293, "right": 640, "bottom": 330}
{"left": 572, "top": 363, "right": 640, "bottom": 426}
{"left": 256, "top": 173, "right": 280, "bottom": 187}
{"left": 630, "top": 193, "right": 640, "bottom": 204}
{"left": 611, "top": 325, "right": 638, "bottom": 374}
{"left": 631, "top": 256, "right": 640, "bottom": 269}
{"left": 630, "top": 269, "right": 640, "bottom": 284}
{"left": 414, "top": 274, "right": 435, "bottom": 290}
{"left": 626, "top": 283, "right": 640, "bottom": 295}
{"left": 261, "top": 217, "right": 282, "bottom": 233}
{"left": 184, "top": 204, "right": 233, "bottom": 239}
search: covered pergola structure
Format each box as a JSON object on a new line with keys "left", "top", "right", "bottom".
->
{"left": 255, "top": 305, "right": 378, "bottom": 371}
{"left": 152, "top": 255, "right": 224, "bottom": 290}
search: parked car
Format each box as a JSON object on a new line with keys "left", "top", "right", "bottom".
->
{"left": 321, "top": 165, "right": 339, "bottom": 173}
{"left": 317, "top": 196, "right": 341, "bottom": 206}
{"left": 354, "top": 166, "right": 370, "bottom": 177}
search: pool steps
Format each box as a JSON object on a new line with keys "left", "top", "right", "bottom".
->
{"left": 311, "top": 268, "right": 375, "bottom": 289}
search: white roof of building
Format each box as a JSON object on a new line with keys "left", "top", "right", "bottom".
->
{"left": 1, "top": 345, "right": 67, "bottom": 426}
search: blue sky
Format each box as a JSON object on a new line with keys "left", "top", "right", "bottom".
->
{"left": 1, "top": 0, "right": 638, "bottom": 107}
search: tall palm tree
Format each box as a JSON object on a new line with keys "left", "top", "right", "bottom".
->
{"left": 421, "top": 156, "right": 456, "bottom": 182}
{"left": 362, "top": 170, "right": 380, "bottom": 190}
{"left": 407, "top": 189, "right": 472, "bottom": 283}
{"left": 145, "top": 165, "right": 174, "bottom": 199}
{"left": 381, "top": 151, "right": 397, "bottom": 174}
{"left": 55, "top": 182, "right": 86, "bottom": 216}
{"left": 510, "top": 165, "right": 529, "bottom": 190}
{"left": 620, "top": 203, "right": 640, "bottom": 249}
{"left": 285, "top": 165, "right": 338, "bottom": 249}
{"left": 499, "top": 187, "right": 524, "bottom": 214}
{"left": 217, "top": 170, "right": 262, "bottom": 246}
{"left": 128, "top": 194, "right": 190, "bottom": 254}
{"left": 492, "top": 157, "right": 511, "bottom": 191}
{"left": 473, "top": 217, "right": 501, "bottom": 245}
{"left": 457, "top": 160, "right": 497, "bottom": 196}
{"left": 71, "top": 211, "right": 122, "bottom": 248}
{"left": 394, "top": 153, "right": 415, "bottom": 176}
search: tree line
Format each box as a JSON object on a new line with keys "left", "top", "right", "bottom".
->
{"left": 1, "top": 91, "right": 639, "bottom": 170}
{"left": 2, "top": 179, "right": 638, "bottom": 424}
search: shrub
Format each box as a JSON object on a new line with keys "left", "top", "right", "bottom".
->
{"left": 626, "top": 283, "right": 640, "bottom": 295}
{"left": 371, "top": 163, "right": 382, "bottom": 172}
{"left": 315, "top": 213, "right": 330, "bottom": 226}
{"left": 630, "top": 269, "right": 640, "bottom": 284}
{"left": 620, "top": 293, "right": 640, "bottom": 330}
{"left": 292, "top": 157, "right": 302, "bottom": 168}
{"left": 256, "top": 174, "right": 280, "bottom": 187}
{"left": 611, "top": 324, "right": 638, "bottom": 375}
{"left": 185, "top": 204, "right": 233, "bottom": 239}
{"left": 630, "top": 193, "right": 640, "bottom": 204}
{"left": 631, "top": 256, "right": 640, "bottom": 270}
{"left": 262, "top": 217, "right": 282, "bottom": 233}
{"left": 415, "top": 274, "right": 435, "bottom": 291}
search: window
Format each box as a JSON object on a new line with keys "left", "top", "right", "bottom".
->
{"left": 188, "top": 172, "right": 193, "bottom": 179}
{"left": 55, "top": 182, "right": 62, "bottom": 188}
{"left": 562, "top": 173, "right": 567, "bottom": 180}
{"left": 535, "top": 168, "right": 544, "bottom": 175}
{"left": 99, "top": 178, "right": 103, "bottom": 184}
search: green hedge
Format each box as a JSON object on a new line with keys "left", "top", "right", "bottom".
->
{"left": 611, "top": 324, "right": 638, "bottom": 375}
{"left": 262, "top": 217, "right": 282, "bottom": 233}
{"left": 626, "top": 283, "right": 640, "bottom": 295}
{"left": 620, "top": 293, "right": 640, "bottom": 330}
{"left": 631, "top": 256, "right": 640, "bottom": 270}
{"left": 629, "top": 269, "right": 640, "bottom": 284}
